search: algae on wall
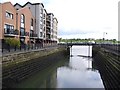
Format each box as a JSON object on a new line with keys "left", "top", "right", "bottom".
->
{"left": 2, "top": 47, "right": 68, "bottom": 68}
{"left": 92, "top": 46, "right": 120, "bottom": 88}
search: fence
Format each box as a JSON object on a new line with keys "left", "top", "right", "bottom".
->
{"left": 2, "top": 42, "right": 59, "bottom": 55}
{"left": 100, "top": 44, "right": 120, "bottom": 56}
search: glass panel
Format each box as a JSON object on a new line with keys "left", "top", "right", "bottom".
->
{"left": 20, "top": 28, "right": 25, "bottom": 36}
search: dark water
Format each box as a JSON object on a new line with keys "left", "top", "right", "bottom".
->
{"left": 14, "top": 46, "right": 104, "bottom": 88}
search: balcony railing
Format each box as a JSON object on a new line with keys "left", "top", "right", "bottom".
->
{"left": 46, "top": 29, "right": 51, "bottom": 34}
{"left": 46, "top": 25, "right": 51, "bottom": 29}
{"left": 46, "top": 18, "right": 51, "bottom": 22}
{"left": 4, "top": 29, "right": 19, "bottom": 36}
{"left": 30, "top": 33, "right": 37, "bottom": 38}
{"left": 46, "top": 37, "right": 51, "bottom": 40}
{"left": 20, "top": 31, "right": 25, "bottom": 36}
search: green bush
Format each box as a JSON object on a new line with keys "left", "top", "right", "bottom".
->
{"left": 4, "top": 38, "right": 20, "bottom": 48}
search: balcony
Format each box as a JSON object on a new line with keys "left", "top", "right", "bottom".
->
{"left": 30, "top": 33, "right": 38, "bottom": 38}
{"left": 46, "top": 37, "right": 51, "bottom": 40}
{"left": 46, "top": 25, "right": 51, "bottom": 29}
{"left": 4, "top": 29, "right": 19, "bottom": 36}
{"left": 46, "top": 29, "right": 51, "bottom": 34}
{"left": 20, "top": 31, "right": 25, "bottom": 37}
{"left": 46, "top": 18, "right": 51, "bottom": 22}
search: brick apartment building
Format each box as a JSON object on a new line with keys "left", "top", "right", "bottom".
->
{"left": 14, "top": 2, "right": 58, "bottom": 45}
{"left": 0, "top": 2, "right": 36, "bottom": 45}
{"left": 16, "top": 6, "right": 35, "bottom": 44}
{"left": 0, "top": 2, "right": 18, "bottom": 41}
{"left": 0, "top": 1, "right": 58, "bottom": 48}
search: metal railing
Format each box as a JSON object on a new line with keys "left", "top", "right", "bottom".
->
{"left": 97, "top": 44, "right": 120, "bottom": 56}
{"left": 2, "top": 43, "right": 60, "bottom": 55}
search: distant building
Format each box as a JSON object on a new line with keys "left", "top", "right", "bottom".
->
{"left": 43, "top": 9, "right": 47, "bottom": 45}
{"left": 53, "top": 17, "right": 58, "bottom": 43}
{"left": 46, "top": 13, "right": 58, "bottom": 44}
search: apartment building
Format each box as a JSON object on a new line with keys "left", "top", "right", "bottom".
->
{"left": 16, "top": 7, "right": 35, "bottom": 44}
{"left": 14, "top": 2, "right": 58, "bottom": 45}
{"left": 43, "top": 9, "right": 47, "bottom": 45}
{"left": 0, "top": 3, "right": 2, "bottom": 41}
{"left": 0, "top": 2, "right": 35, "bottom": 46}
{"left": 46, "top": 13, "right": 52, "bottom": 44}
{"left": 14, "top": 2, "right": 45, "bottom": 44}
{"left": 0, "top": 2, "right": 18, "bottom": 41}
{"left": 53, "top": 17, "right": 58, "bottom": 43}
{"left": 0, "top": 3, "right": 2, "bottom": 50}
{"left": 0, "top": 1, "right": 58, "bottom": 48}
{"left": 46, "top": 13, "right": 58, "bottom": 44}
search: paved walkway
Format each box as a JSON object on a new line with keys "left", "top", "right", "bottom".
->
{"left": 2, "top": 45, "right": 60, "bottom": 57}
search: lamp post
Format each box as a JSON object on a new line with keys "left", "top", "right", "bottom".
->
{"left": 103, "top": 32, "right": 107, "bottom": 43}
{"left": 70, "top": 39, "right": 72, "bottom": 57}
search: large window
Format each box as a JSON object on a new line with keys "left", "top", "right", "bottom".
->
{"left": 20, "top": 28, "right": 25, "bottom": 36}
{"left": 20, "top": 14, "right": 25, "bottom": 36}
{"left": 21, "top": 14, "right": 25, "bottom": 23}
{"left": 40, "top": 32, "right": 42, "bottom": 37}
{"left": 21, "top": 14, "right": 25, "bottom": 28}
{"left": 31, "top": 19, "right": 33, "bottom": 26}
{"left": 30, "top": 30, "right": 33, "bottom": 37}
{"left": 4, "top": 24, "right": 14, "bottom": 34}
{"left": 6, "top": 11, "right": 13, "bottom": 19}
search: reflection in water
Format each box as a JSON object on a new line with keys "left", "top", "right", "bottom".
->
{"left": 14, "top": 46, "right": 104, "bottom": 88}
{"left": 57, "top": 56, "right": 104, "bottom": 88}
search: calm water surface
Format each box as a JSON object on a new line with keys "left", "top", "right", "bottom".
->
{"left": 15, "top": 46, "right": 104, "bottom": 88}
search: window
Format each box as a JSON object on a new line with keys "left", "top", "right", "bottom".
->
{"left": 31, "top": 19, "right": 33, "bottom": 26}
{"left": 20, "top": 28, "right": 25, "bottom": 36}
{"left": 44, "top": 20, "right": 45, "bottom": 24}
{"left": 4, "top": 24, "right": 14, "bottom": 34}
{"left": 40, "top": 24, "right": 42, "bottom": 29}
{"left": 21, "top": 14, "right": 25, "bottom": 23}
{"left": 30, "top": 30, "right": 33, "bottom": 37}
{"left": 40, "top": 32, "right": 42, "bottom": 37}
{"left": 6, "top": 11, "right": 13, "bottom": 19}
{"left": 43, "top": 14, "right": 45, "bottom": 18}
{"left": 44, "top": 27, "right": 45, "bottom": 31}
{"left": 21, "top": 14, "right": 25, "bottom": 28}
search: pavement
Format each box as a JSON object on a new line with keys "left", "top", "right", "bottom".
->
{"left": 2, "top": 45, "right": 60, "bottom": 57}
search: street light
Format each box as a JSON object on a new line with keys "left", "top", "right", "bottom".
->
{"left": 103, "top": 32, "right": 107, "bottom": 41}
{"left": 103, "top": 32, "right": 107, "bottom": 44}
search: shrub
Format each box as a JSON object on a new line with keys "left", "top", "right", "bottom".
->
{"left": 4, "top": 38, "right": 20, "bottom": 48}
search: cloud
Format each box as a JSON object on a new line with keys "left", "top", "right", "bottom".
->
{"left": 1, "top": 0, "right": 119, "bottom": 39}
{"left": 44, "top": 0, "right": 118, "bottom": 39}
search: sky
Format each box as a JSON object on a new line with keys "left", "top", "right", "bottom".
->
{"left": 1, "top": 0, "right": 119, "bottom": 40}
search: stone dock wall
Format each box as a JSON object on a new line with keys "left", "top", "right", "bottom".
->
{"left": 2, "top": 46, "right": 70, "bottom": 88}
{"left": 92, "top": 46, "right": 120, "bottom": 89}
